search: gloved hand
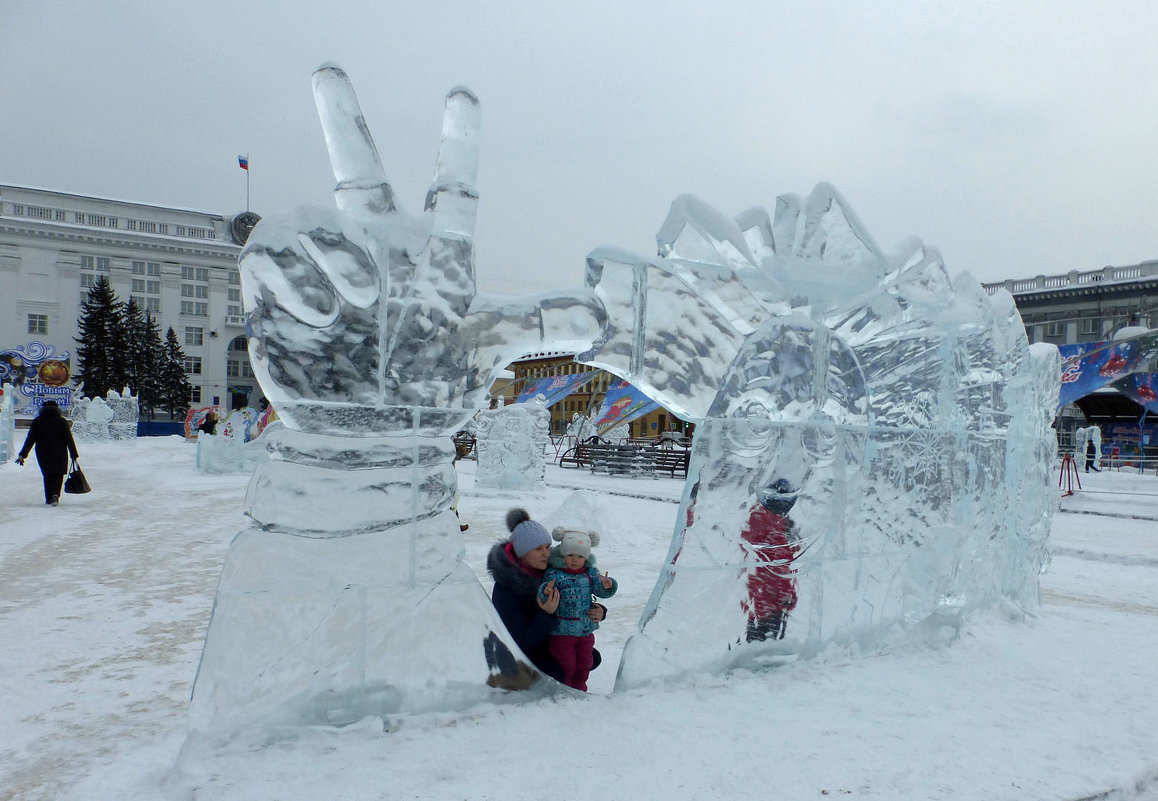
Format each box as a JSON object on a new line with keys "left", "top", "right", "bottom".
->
{"left": 14, "top": 457, "right": 24, "bottom": 466}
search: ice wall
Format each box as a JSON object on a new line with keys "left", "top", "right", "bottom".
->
{"left": 0, "top": 383, "right": 14, "bottom": 462}
{"left": 576, "top": 189, "right": 1059, "bottom": 686}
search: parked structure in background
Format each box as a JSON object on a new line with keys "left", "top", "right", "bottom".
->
{"left": 0, "top": 184, "right": 265, "bottom": 416}
{"left": 984, "top": 262, "right": 1158, "bottom": 466}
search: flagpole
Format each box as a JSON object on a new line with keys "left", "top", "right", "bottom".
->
{"left": 246, "top": 153, "right": 250, "bottom": 212}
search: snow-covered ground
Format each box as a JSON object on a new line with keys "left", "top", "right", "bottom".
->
{"left": 2, "top": 437, "right": 1158, "bottom": 800}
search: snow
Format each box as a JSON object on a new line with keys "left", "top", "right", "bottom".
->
{"left": 2, "top": 436, "right": 1158, "bottom": 800}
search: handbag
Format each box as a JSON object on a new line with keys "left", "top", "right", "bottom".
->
{"left": 64, "top": 458, "right": 91, "bottom": 494}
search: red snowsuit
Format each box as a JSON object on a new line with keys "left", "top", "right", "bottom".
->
{"left": 740, "top": 503, "right": 799, "bottom": 641}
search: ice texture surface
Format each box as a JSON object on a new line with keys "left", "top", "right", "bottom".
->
{"left": 190, "top": 66, "right": 603, "bottom": 733}
{"left": 576, "top": 185, "right": 1059, "bottom": 687}
{"left": 473, "top": 397, "right": 550, "bottom": 492}
{"left": 0, "top": 383, "right": 14, "bottom": 462}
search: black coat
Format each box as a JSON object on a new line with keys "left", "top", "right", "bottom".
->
{"left": 19, "top": 405, "right": 79, "bottom": 474}
{"left": 487, "top": 541, "right": 565, "bottom": 682}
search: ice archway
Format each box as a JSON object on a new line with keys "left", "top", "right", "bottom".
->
{"left": 187, "top": 66, "right": 1058, "bottom": 734}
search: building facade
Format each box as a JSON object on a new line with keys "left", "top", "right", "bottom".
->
{"left": 0, "top": 184, "right": 263, "bottom": 415}
{"left": 982, "top": 260, "right": 1158, "bottom": 347}
{"left": 501, "top": 351, "right": 690, "bottom": 440}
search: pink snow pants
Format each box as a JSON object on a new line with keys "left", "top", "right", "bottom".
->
{"left": 547, "top": 633, "right": 595, "bottom": 691}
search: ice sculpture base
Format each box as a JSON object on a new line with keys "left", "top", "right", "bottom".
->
{"left": 189, "top": 521, "right": 558, "bottom": 734}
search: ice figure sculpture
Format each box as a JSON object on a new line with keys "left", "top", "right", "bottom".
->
{"left": 0, "top": 383, "right": 15, "bottom": 463}
{"left": 574, "top": 190, "right": 1059, "bottom": 687}
{"left": 196, "top": 420, "right": 279, "bottom": 474}
{"left": 72, "top": 396, "right": 115, "bottom": 440}
{"left": 473, "top": 395, "right": 550, "bottom": 491}
{"left": 189, "top": 65, "right": 605, "bottom": 733}
{"left": 1073, "top": 425, "right": 1101, "bottom": 468}
{"left": 106, "top": 388, "right": 139, "bottom": 440}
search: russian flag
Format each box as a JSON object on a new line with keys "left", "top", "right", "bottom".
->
{"left": 238, "top": 155, "right": 249, "bottom": 171}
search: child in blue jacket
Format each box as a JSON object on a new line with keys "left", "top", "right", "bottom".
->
{"left": 537, "top": 527, "right": 617, "bottom": 691}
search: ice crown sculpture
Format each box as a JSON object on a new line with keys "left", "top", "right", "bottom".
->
{"left": 187, "top": 65, "right": 1058, "bottom": 734}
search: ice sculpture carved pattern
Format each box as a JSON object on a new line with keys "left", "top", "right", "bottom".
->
{"left": 576, "top": 192, "right": 1058, "bottom": 686}
{"left": 189, "top": 65, "right": 604, "bottom": 732}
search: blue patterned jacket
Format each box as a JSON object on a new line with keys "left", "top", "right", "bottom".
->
{"left": 538, "top": 552, "right": 618, "bottom": 638}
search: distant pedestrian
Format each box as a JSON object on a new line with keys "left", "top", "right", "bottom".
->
{"left": 15, "top": 400, "right": 80, "bottom": 506}
{"left": 1085, "top": 439, "right": 1100, "bottom": 473}
{"left": 198, "top": 411, "right": 217, "bottom": 436}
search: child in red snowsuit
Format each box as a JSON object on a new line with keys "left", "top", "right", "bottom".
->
{"left": 741, "top": 478, "right": 801, "bottom": 642}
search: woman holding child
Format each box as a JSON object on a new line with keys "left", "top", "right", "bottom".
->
{"left": 486, "top": 508, "right": 609, "bottom": 687}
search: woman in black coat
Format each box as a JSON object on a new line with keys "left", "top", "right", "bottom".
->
{"left": 16, "top": 400, "right": 80, "bottom": 505}
{"left": 487, "top": 508, "right": 605, "bottom": 685}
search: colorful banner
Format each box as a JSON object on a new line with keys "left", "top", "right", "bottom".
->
{"left": 515, "top": 371, "right": 597, "bottom": 406}
{"left": 1110, "top": 373, "right": 1158, "bottom": 415}
{"left": 0, "top": 341, "right": 74, "bottom": 414}
{"left": 594, "top": 379, "right": 660, "bottom": 435}
{"left": 1057, "top": 331, "right": 1158, "bottom": 409}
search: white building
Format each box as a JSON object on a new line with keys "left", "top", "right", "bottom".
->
{"left": 0, "top": 183, "right": 263, "bottom": 416}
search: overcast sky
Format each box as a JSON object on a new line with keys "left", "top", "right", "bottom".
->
{"left": 4, "top": 1, "right": 1157, "bottom": 294}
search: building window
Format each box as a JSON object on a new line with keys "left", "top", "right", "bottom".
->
{"left": 27, "top": 314, "right": 48, "bottom": 334}
{"left": 189, "top": 386, "right": 202, "bottom": 404}
{"left": 146, "top": 280, "right": 160, "bottom": 294}
{"left": 80, "top": 273, "right": 97, "bottom": 288}
{"left": 86, "top": 214, "right": 107, "bottom": 227}
{"left": 176, "top": 225, "right": 187, "bottom": 237}
{"left": 147, "top": 262, "right": 160, "bottom": 276}
{"left": 195, "top": 285, "right": 208, "bottom": 299}
{"left": 145, "top": 297, "right": 160, "bottom": 313}
{"left": 181, "top": 284, "right": 195, "bottom": 298}
{"left": 186, "top": 327, "right": 204, "bottom": 347}
{"left": 54, "top": 209, "right": 66, "bottom": 221}
{"left": 227, "top": 304, "right": 243, "bottom": 317}
{"left": 138, "top": 221, "right": 157, "bottom": 233}
{"left": 227, "top": 359, "right": 240, "bottom": 378}
{"left": 80, "top": 255, "right": 111, "bottom": 272}
{"left": 228, "top": 271, "right": 241, "bottom": 285}
{"left": 107, "top": 217, "right": 117, "bottom": 228}
{"left": 126, "top": 220, "right": 138, "bottom": 231}
{"left": 1044, "top": 322, "right": 1065, "bottom": 337}
{"left": 132, "top": 261, "right": 146, "bottom": 275}
{"left": 228, "top": 287, "right": 241, "bottom": 302}
{"left": 132, "top": 278, "right": 146, "bottom": 293}
{"left": 1080, "top": 319, "right": 1101, "bottom": 336}
{"left": 180, "top": 301, "right": 209, "bottom": 316}
{"left": 74, "top": 212, "right": 84, "bottom": 223}
{"left": 158, "top": 223, "right": 169, "bottom": 235}
{"left": 185, "top": 356, "right": 203, "bottom": 375}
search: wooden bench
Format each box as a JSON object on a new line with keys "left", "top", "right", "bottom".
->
{"left": 588, "top": 442, "right": 656, "bottom": 477}
{"left": 558, "top": 436, "right": 607, "bottom": 468}
{"left": 650, "top": 447, "right": 690, "bottom": 478}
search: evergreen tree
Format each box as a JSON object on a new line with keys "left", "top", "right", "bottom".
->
{"left": 160, "top": 327, "right": 193, "bottom": 419}
{"left": 75, "top": 277, "right": 127, "bottom": 398}
{"left": 121, "top": 296, "right": 150, "bottom": 405}
{"left": 136, "top": 312, "right": 165, "bottom": 420}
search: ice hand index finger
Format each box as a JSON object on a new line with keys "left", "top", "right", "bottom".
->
{"left": 312, "top": 63, "right": 395, "bottom": 216}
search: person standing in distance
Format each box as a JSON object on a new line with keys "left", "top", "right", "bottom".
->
{"left": 15, "top": 400, "right": 80, "bottom": 506}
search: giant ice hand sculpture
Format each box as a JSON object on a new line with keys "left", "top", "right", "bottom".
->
{"left": 577, "top": 190, "right": 1059, "bottom": 686}
{"left": 189, "top": 65, "right": 604, "bottom": 733}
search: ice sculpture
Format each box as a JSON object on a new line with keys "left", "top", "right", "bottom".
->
{"left": 473, "top": 395, "right": 550, "bottom": 491}
{"left": 72, "top": 396, "right": 115, "bottom": 440}
{"left": 1073, "top": 425, "right": 1101, "bottom": 468}
{"left": 189, "top": 65, "right": 605, "bottom": 733}
{"left": 195, "top": 420, "right": 279, "bottom": 474}
{"left": 575, "top": 189, "right": 1059, "bottom": 687}
{"left": 0, "top": 383, "right": 14, "bottom": 463}
{"left": 106, "top": 388, "right": 139, "bottom": 440}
